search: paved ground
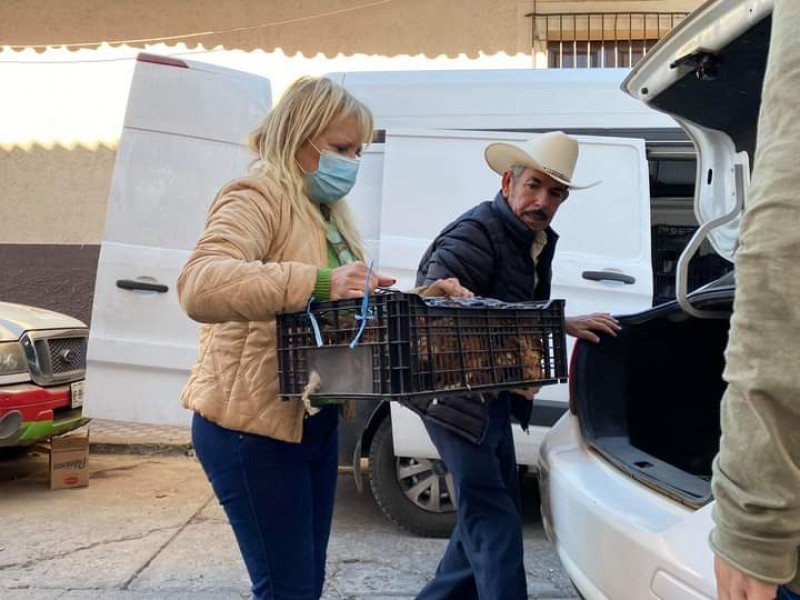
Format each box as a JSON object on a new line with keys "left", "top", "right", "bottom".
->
{"left": 0, "top": 419, "right": 579, "bottom": 599}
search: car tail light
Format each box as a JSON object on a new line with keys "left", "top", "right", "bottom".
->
{"left": 568, "top": 340, "right": 581, "bottom": 414}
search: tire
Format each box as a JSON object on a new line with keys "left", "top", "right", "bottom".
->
{"left": 368, "top": 417, "right": 456, "bottom": 538}
{"left": 0, "top": 446, "right": 33, "bottom": 461}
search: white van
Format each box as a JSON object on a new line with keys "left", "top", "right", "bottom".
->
{"left": 85, "top": 53, "right": 271, "bottom": 426}
{"left": 86, "top": 58, "right": 730, "bottom": 536}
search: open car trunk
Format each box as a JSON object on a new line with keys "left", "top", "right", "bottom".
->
{"left": 594, "top": 1, "right": 775, "bottom": 509}
{"left": 571, "top": 278, "right": 734, "bottom": 508}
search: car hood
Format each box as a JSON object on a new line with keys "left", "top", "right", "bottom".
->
{"left": 0, "top": 301, "right": 87, "bottom": 342}
{"left": 622, "top": 0, "right": 773, "bottom": 262}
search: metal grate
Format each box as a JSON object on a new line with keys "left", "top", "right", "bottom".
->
{"left": 528, "top": 11, "right": 688, "bottom": 69}
{"left": 24, "top": 330, "right": 88, "bottom": 385}
{"left": 46, "top": 337, "right": 88, "bottom": 375}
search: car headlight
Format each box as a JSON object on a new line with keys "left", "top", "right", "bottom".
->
{"left": 0, "top": 342, "right": 29, "bottom": 376}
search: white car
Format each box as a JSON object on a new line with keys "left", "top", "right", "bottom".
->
{"left": 538, "top": 1, "right": 773, "bottom": 598}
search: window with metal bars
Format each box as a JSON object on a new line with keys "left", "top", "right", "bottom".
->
{"left": 529, "top": 12, "right": 688, "bottom": 69}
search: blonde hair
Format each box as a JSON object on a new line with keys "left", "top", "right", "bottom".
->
{"left": 248, "top": 76, "right": 374, "bottom": 260}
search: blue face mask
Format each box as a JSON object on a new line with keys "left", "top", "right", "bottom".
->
{"left": 304, "top": 144, "right": 360, "bottom": 205}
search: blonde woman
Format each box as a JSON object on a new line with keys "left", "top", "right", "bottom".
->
{"left": 177, "top": 76, "right": 395, "bottom": 600}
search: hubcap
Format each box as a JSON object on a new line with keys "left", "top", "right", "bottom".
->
{"left": 395, "top": 457, "right": 456, "bottom": 514}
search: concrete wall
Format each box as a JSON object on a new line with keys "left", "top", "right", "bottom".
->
{"left": 0, "top": 145, "right": 113, "bottom": 323}
{"left": 0, "top": 0, "right": 703, "bottom": 323}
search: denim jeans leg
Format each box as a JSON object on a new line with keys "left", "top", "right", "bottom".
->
{"left": 191, "top": 409, "right": 338, "bottom": 600}
{"left": 415, "top": 520, "right": 479, "bottom": 600}
{"left": 306, "top": 408, "right": 340, "bottom": 597}
{"left": 417, "top": 398, "right": 526, "bottom": 600}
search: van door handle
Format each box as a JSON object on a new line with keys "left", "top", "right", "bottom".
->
{"left": 116, "top": 279, "right": 169, "bottom": 293}
{"left": 582, "top": 271, "right": 636, "bottom": 285}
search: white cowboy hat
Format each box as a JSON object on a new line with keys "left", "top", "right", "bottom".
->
{"left": 484, "top": 131, "right": 600, "bottom": 190}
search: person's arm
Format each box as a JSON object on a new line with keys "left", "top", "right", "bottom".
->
{"left": 710, "top": 0, "right": 800, "bottom": 595}
{"left": 317, "top": 262, "right": 397, "bottom": 302}
{"left": 414, "top": 277, "right": 474, "bottom": 298}
{"left": 178, "top": 183, "right": 318, "bottom": 323}
{"left": 564, "top": 314, "right": 620, "bottom": 343}
{"left": 714, "top": 556, "right": 780, "bottom": 600}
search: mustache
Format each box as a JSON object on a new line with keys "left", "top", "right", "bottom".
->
{"left": 522, "top": 209, "right": 549, "bottom": 221}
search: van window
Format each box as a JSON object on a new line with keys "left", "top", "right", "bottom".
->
{"left": 647, "top": 152, "right": 733, "bottom": 304}
{"left": 649, "top": 157, "right": 695, "bottom": 199}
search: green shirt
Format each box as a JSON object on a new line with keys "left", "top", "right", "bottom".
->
{"left": 310, "top": 220, "right": 356, "bottom": 407}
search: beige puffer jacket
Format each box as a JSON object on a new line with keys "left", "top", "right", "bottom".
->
{"left": 177, "top": 175, "right": 327, "bottom": 443}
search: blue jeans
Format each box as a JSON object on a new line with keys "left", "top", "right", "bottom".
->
{"left": 417, "top": 395, "right": 527, "bottom": 600}
{"left": 192, "top": 406, "right": 339, "bottom": 600}
{"left": 779, "top": 587, "right": 800, "bottom": 600}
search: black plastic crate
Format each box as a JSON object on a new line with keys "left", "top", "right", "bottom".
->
{"left": 277, "top": 291, "right": 567, "bottom": 400}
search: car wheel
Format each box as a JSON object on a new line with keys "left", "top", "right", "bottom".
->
{"left": 368, "top": 417, "right": 456, "bottom": 538}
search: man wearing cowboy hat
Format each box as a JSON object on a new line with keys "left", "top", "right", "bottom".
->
{"left": 412, "top": 131, "right": 620, "bottom": 600}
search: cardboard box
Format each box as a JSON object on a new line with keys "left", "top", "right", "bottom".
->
{"left": 49, "top": 428, "right": 90, "bottom": 490}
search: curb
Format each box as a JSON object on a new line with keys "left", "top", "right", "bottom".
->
{"left": 89, "top": 441, "right": 195, "bottom": 457}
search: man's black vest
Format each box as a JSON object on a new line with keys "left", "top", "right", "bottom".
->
{"left": 408, "top": 192, "right": 559, "bottom": 443}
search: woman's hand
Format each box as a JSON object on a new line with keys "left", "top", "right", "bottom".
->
{"left": 330, "top": 262, "right": 395, "bottom": 300}
{"left": 421, "top": 277, "right": 475, "bottom": 298}
{"left": 565, "top": 313, "right": 621, "bottom": 343}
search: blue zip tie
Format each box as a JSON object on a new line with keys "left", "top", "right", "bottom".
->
{"left": 306, "top": 296, "right": 324, "bottom": 348}
{"left": 350, "top": 260, "right": 375, "bottom": 349}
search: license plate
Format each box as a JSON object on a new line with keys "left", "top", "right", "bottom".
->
{"left": 70, "top": 380, "right": 85, "bottom": 409}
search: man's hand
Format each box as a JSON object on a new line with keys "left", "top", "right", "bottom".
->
{"left": 565, "top": 313, "right": 621, "bottom": 343}
{"left": 714, "top": 555, "right": 779, "bottom": 600}
{"left": 421, "top": 277, "right": 474, "bottom": 299}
